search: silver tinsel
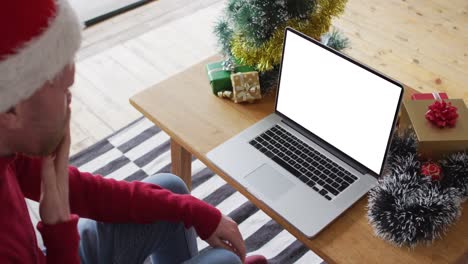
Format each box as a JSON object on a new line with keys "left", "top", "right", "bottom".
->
{"left": 367, "top": 131, "right": 467, "bottom": 247}
{"left": 440, "top": 152, "right": 468, "bottom": 199}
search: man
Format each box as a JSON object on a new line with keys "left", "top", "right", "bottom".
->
{"left": 0, "top": 0, "right": 267, "bottom": 263}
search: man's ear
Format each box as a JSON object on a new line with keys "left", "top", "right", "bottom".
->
{"left": 0, "top": 106, "right": 21, "bottom": 129}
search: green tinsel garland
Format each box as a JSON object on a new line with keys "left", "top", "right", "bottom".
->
{"left": 231, "top": 0, "right": 347, "bottom": 72}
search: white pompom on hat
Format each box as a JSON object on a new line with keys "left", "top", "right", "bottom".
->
{"left": 0, "top": 0, "right": 82, "bottom": 112}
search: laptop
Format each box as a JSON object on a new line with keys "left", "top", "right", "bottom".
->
{"left": 207, "top": 27, "right": 403, "bottom": 238}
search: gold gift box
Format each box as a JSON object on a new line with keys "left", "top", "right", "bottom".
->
{"left": 230, "top": 71, "right": 262, "bottom": 103}
{"left": 398, "top": 99, "right": 468, "bottom": 160}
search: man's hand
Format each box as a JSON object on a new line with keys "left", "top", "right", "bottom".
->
{"left": 205, "top": 215, "right": 246, "bottom": 262}
{"left": 39, "top": 121, "right": 71, "bottom": 225}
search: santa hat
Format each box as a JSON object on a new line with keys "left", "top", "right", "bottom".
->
{"left": 0, "top": 0, "right": 82, "bottom": 112}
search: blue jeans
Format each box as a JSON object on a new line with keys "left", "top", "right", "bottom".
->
{"left": 78, "top": 173, "right": 241, "bottom": 264}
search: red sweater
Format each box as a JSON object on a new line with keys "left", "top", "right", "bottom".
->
{"left": 0, "top": 154, "right": 221, "bottom": 263}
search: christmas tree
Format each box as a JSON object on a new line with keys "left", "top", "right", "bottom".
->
{"left": 214, "top": 0, "right": 349, "bottom": 93}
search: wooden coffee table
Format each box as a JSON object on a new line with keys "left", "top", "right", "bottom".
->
{"left": 130, "top": 55, "right": 468, "bottom": 264}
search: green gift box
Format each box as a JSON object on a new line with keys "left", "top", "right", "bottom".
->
{"left": 205, "top": 61, "right": 255, "bottom": 95}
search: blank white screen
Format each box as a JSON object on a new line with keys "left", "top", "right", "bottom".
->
{"left": 276, "top": 30, "right": 402, "bottom": 175}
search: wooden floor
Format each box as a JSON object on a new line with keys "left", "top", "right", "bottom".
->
{"left": 333, "top": 0, "right": 468, "bottom": 101}
{"left": 29, "top": 0, "right": 468, "bottom": 250}
{"left": 69, "top": 0, "right": 224, "bottom": 155}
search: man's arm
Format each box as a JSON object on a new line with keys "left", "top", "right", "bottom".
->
{"left": 16, "top": 156, "right": 221, "bottom": 240}
{"left": 17, "top": 156, "right": 249, "bottom": 260}
{"left": 67, "top": 166, "right": 222, "bottom": 240}
{"left": 67, "top": 168, "right": 245, "bottom": 260}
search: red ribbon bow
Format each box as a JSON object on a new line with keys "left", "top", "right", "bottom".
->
{"left": 421, "top": 162, "right": 442, "bottom": 181}
{"left": 425, "top": 100, "right": 458, "bottom": 128}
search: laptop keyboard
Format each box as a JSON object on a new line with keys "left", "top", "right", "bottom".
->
{"left": 249, "top": 125, "right": 358, "bottom": 201}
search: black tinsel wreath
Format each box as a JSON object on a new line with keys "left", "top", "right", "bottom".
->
{"left": 367, "top": 130, "right": 468, "bottom": 247}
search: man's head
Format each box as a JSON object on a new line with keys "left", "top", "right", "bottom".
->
{"left": 0, "top": 64, "right": 75, "bottom": 156}
{"left": 0, "top": 0, "right": 81, "bottom": 156}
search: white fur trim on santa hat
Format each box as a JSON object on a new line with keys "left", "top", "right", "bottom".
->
{"left": 0, "top": 0, "right": 82, "bottom": 112}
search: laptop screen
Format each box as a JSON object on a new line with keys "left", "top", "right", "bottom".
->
{"left": 276, "top": 29, "right": 402, "bottom": 175}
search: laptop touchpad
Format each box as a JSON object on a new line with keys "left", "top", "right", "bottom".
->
{"left": 245, "top": 164, "right": 295, "bottom": 201}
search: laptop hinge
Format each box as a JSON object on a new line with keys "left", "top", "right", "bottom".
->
{"left": 281, "top": 119, "right": 373, "bottom": 177}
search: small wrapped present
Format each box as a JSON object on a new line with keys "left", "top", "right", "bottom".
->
{"left": 411, "top": 92, "right": 448, "bottom": 101}
{"left": 205, "top": 61, "right": 255, "bottom": 95}
{"left": 230, "top": 71, "right": 262, "bottom": 103}
{"left": 217, "top": 90, "right": 233, "bottom": 99}
{"left": 398, "top": 99, "right": 468, "bottom": 160}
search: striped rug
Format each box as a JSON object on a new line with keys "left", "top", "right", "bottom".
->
{"left": 70, "top": 117, "right": 325, "bottom": 264}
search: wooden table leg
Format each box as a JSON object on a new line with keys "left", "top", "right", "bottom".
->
{"left": 171, "top": 138, "right": 192, "bottom": 190}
